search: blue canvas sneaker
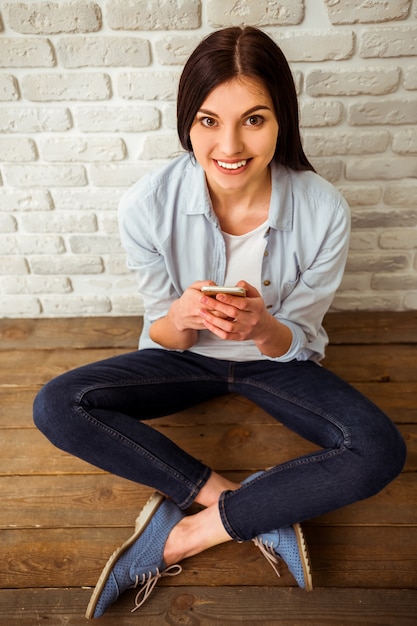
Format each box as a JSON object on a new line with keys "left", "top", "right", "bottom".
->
{"left": 242, "top": 471, "right": 313, "bottom": 591}
{"left": 85, "top": 492, "right": 184, "bottom": 619}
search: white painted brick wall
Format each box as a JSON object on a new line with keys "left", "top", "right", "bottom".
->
{"left": 0, "top": 0, "right": 416, "bottom": 317}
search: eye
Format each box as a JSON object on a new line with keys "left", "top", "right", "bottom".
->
{"left": 200, "top": 117, "right": 217, "bottom": 128}
{"left": 245, "top": 115, "right": 264, "bottom": 127}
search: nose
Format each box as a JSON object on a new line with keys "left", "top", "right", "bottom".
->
{"left": 218, "top": 125, "right": 244, "bottom": 156}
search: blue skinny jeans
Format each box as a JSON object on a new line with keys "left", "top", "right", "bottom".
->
{"left": 33, "top": 348, "right": 406, "bottom": 541}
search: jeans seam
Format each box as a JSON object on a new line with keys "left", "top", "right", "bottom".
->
{"left": 239, "top": 378, "right": 352, "bottom": 448}
{"left": 75, "top": 401, "right": 206, "bottom": 508}
{"left": 75, "top": 375, "right": 225, "bottom": 402}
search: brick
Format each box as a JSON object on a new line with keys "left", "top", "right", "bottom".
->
{"left": 371, "top": 273, "right": 417, "bottom": 290}
{"left": 277, "top": 30, "right": 354, "bottom": 62}
{"left": 304, "top": 130, "right": 390, "bottom": 157}
{"left": 0, "top": 107, "right": 71, "bottom": 132}
{"left": 360, "top": 26, "right": 417, "bottom": 58}
{"left": 324, "top": 0, "right": 410, "bottom": 24}
{"left": 88, "top": 163, "right": 154, "bottom": 187}
{"left": 42, "top": 295, "right": 111, "bottom": 315}
{"left": 306, "top": 67, "right": 400, "bottom": 97}
{"left": 22, "top": 73, "right": 111, "bottom": 101}
{"left": 0, "top": 75, "right": 19, "bottom": 101}
{"left": 0, "top": 137, "right": 37, "bottom": 161}
{"left": 208, "top": 0, "right": 303, "bottom": 27}
{"left": 379, "top": 229, "right": 417, "bottom": 249}
{"left": 309, "top": 158, "right": 343, "bottom": 183}
{"left": 403, "top": 66, "right": 417, "bottom": 90}
{"left": 30, "top": 255, "right": 104, "bottom": 274}
{"left": 21, "top": 212, "right": 97, "bottom": 233}
{"left": 111, "top": 294, "right": 143, "bottom": 315}
{"left": 331, "top": 293, "right": 402, "bottom": 311}
{"left": 0, "top": 296, "right": 41, "bottom": 316}
{"left": 404, "top": 292, "right": 417, "bottom": 309}
{"left": 0, "top": 38, "right": 55, "bottom": 66}
{"left": 98, "top": 214, "right": 118, "bottom": 234}
{"left": 337, "top": 184, "right": 382, "bottom": 206}
{"left": 1, "top": 234, "right": 65, "bottom": 255}
{"left": 71, "top": 275, "right": 136, "bottom": 295}
{"left": 162, "top": 104, "right": 177, "bottom": 130}
{"left": 137, "top": 134, "right": 184, "bottom": 159}
{"left": 392, "top": 129, "right": 417, "bottom": 154}
{"left": 351, "top": 208, "right": 417, "bottom": 229}
{"left": 0, "top": 275, "right": 72, "bottom": 295}
{"left": 38, "top": 137, "right": 126, "bottom": 161}
{"left": 349, "top": 230, "right": 378, "bottom": 249}
{"left": 57, "top": 36, "right": 151, "bottom": 68}
{"left": 50, "top": 188, "right": 124, "bottom": 211}
{"left": 0, "top": 213, "right": 17, "bottom": 233}
{"left": 0, "top": 256, "right": 29, "bottom": 275}
{"left": 348, "top": 99, "right": 417, "bottom": 125}
{"left": 290, "top": 71, "right": 301, "bottom": 95}
{"left": 339, "top": 273, "right": 371, "bottom": 291}
{"left": 75, "top": 106, "right": 160, "bottom": 132}
{"left": 345, "top": 252, "right": 410, "bottom": 272}
{"left": 118, "top": 72, "right": 180, "bottom": 100}
{"left": 299, "top": 100, "right": 344, "bottom": 127}
{"left": 104, "top": 255, "right": 131, "bottom": 275}
{"left": 384, "top": 183, "right": 417, "bottom": 206}
{"left": 69, "top": 234, "right": 124, "bottom": 255}
{"left": 0, "top": 188, "right": 53, "bottom": 211}
{"left": 107, "top": 0, "right": 201, "bottom": 30}
{"left": 346, "top": 157, "right": 417, "bottom": 180}
{"left": 155, "top": 35, "right": 201, "bottom": 65}
{"left": 4, "top": 1, "right": 102, "bottom": 34}
{"left": 4, "top": 164, "right": 87, "bottom": 187}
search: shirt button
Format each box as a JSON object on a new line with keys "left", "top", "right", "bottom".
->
{"left": 264, "top": 250, "right": 269, "bottom": 257}
{"left": 263, "top": 280, "right": 271, "bottom": 286}
{"left": 266, "top": 304, "right": 273, "bottom": 309}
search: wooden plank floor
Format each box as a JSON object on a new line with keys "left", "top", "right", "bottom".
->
{"left": 1, "top": 312, "right": 416, "bottom": 625}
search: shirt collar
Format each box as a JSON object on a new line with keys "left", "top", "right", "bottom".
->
{"left": 182, "top": 157, "right": 294, "bottom": 231}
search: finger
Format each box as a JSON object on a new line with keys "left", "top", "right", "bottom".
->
{"left": 203, "top": 299, "right": 243, "bottom": 321}
{"left": 236, "top": 280, "right": 261, "bottom": 298}
{"left": 199, "top": 309, "right": 237, "bottom": 333}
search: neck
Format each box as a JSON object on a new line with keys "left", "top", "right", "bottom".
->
{"left": 209, "top": 179, "right": 271, "bottom": 236}
{"left": 209, "top": 167, "right": 271, "bottom": 213}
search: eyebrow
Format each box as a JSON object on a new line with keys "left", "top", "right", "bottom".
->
{"left": 197, "top": 105, "right": 272, "bottom": 118}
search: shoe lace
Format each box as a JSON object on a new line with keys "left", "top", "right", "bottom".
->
{"left": 131, "top": 564, "right": 183, "bottom": 612}
{"left": 252, "top": 537, "right": 281, "bottom": 579}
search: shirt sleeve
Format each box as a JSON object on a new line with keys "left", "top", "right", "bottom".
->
{"left": 118, "top": 181, "right": 178, "bottom": 321}
{"left": 268, "top": 194, "right": 351, "bottom": 363}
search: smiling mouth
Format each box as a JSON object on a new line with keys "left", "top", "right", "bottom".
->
{"left": 216, "top": 159, "right": 248, "bottom": 170}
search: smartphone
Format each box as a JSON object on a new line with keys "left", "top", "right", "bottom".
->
{"left": 201, "top": 286, "right": 246, "bottom": 297}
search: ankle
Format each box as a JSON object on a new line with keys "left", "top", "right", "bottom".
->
{"left": 163, "top": 517, "right": 191, "bottom": 565}
{"left": 163, "top": 504, "right": 232, "bottom": 566}
{"left": 195, "top": 472, "right": 240, "bottom": 508}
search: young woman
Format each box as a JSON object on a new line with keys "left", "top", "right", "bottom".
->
{"left": 34, "top": 26, "right": 406, "bottom": 620}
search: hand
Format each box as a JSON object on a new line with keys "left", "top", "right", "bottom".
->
{"left": 198, "top": 280, "right": 270, "bottom": 342}
{"left": 169, "top": 280, "right": 219, "bottom": 332}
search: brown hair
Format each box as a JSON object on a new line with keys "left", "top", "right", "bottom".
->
{"left": 177, "top": 26, "right": 314, "bottom": 172}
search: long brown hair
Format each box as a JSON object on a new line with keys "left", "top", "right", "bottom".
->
{"left": 177, "top": 26, "right": 314, "bottom": 172}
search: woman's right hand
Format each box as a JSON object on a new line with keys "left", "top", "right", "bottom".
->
{"left": 149, "top": 280, "right": 216, "bottom": 350}
{"left": 169, "top": 280, "right": 217, "bottom": 332}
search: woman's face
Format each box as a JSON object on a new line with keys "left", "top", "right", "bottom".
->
{"left": 189, "top": 75, "right": 279, "bottom": 197}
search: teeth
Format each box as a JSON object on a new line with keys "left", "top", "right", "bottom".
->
{"left": 217, "top": 160, "right": 247, "bottom": 170}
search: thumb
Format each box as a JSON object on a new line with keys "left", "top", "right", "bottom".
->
{"left": 236, "top": 280, "right": 261, "bottom": 298}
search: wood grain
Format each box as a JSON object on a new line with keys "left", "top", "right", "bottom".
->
{"left": 1, "top": 313, "right": 416, "bottom": 623}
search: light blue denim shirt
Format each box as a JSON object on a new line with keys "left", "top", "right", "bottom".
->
{"left": 119, "top": 153, "right": 350, "bottom": 363}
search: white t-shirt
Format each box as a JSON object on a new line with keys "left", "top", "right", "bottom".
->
{"left": 193, "top": 220, "right": 269, "bottom": 361}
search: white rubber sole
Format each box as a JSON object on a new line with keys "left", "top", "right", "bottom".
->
{"left": 293, "top": 523, "right": 313, "bottom": 591}
{"left": 85, "top": 491, "right": 165, "bottom": 620}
